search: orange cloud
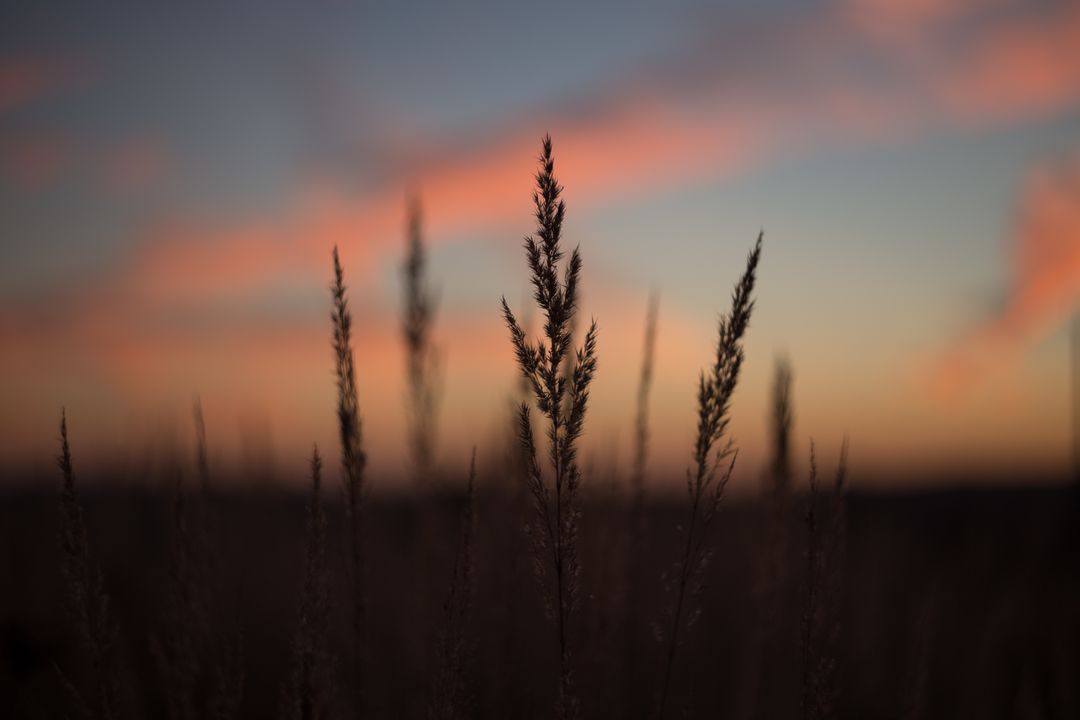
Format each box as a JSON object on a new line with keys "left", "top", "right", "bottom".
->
{"left": 403, "top": 0, "right": 1080, "bottom": 226}
{"left": 57, "top": 100, "right": 755, "bottom": 329}
{"left": 930, "top": 151, "right": 1080, "bottom": 399}
{"left": 843, "top": 0, "right": 1005, "bottom": 38}
{"left": 936, "top": 3, "right": 1080, "bottom": 122}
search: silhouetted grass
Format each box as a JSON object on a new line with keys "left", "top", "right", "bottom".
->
{"left": 55, "top": 409, "right": 124, "bottom": 720}
{"left": 281, "top": 446, "right": 334, "bottom": 720}
{"left": 192, "top": 398, "right": 246, "bottom": 720}
{"left": 801, "top": 439, "right": 847, "bottom": 720}
{"left": 5, "top": 466, "right": 1073, "bottom": 718}
{"left": 150, "top": 465, "right": 205, "bottom": 720}
{"left": 771, "top": 357, "right": 794, "bottom": 489}
{"left": 403, "top": 195, "right": 441, "bottom": 479}
{"left": 740, "top": 355, "right": 796, "bottom": 719}
{"left": 632, "top": 291, "right": 659, "bottom": 501}
{"left": 502, "top": 135, "right": 598, "bottom": 720}
{"left": 616, "top": 291, "right": 659, "bottom": 717}
{"left": 331, "top": 246, "right": 368, "bottom": 718}
{"left": 657, "top": 232, "right": 762, "bottom": 719}
{"left": 429, "top": 449, "right": 477, "bottom": 720}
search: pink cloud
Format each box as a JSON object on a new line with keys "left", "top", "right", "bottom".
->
{"left": 395, "top": 0, "right": 1080, "bottom": 229}
{"left": 47, "top": 100, "right": 755, "bottom": 328}
{"left": 934, "top": 3, "right": 1080, "bottom": 123}
{"left": 930, "top": 151, "right": 1080, "bottom": 399}
{"left": 842, "top": 0, "right": 1006, "bottom": 39}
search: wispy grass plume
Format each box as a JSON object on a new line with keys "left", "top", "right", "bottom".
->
{"left": 56, "top": 409, "right": 123, "bottom": 720}
{"left": 331, "top": 246, "right": 367, "bottom": 718}
{"left": 429, "top": 448, "right": 478, "bottom": 720}
{"left": 501, "top": 135, "right": 598, "bottom": 720}
{"left": 771, "top": 356, "right": 794, "bottom": 489}
{"left": 657, "top": 233, "right": 762, "bottom": 719}
{"left": 619, "top": 292, "right": 659, "bottom": 715}
{"left": 801, "top": 439, "right": 847, "bottom": 720}
{"left": 403, "top": 195, "right": 441, "bottom": 479}
{"left": 763, "top": 357, "right": 795, "bottom": 605}
{"left": 282, "top": 446, "right": 335, "bottom": 720}
{"left": 743, "top": 355, "right": 796, "bottom": 718}
{"left": 632, "top": 291, "right": 659, "bottom": 500}
{"left": 194, "top": 398, "right": 211, "bottom": 495}
{"left": 191, "top": 398, "right": 246, "bottom": 720}
{"left": 151, "top": 465, "right": 206, "bottom": 720}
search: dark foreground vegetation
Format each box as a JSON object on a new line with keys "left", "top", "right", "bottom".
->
{"left": 1, "top": 479, "right": 1078, "bottom": 719}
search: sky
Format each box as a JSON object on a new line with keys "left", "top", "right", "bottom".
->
{"left": 1, "top": 0, "right": 1079, "bottom": 488}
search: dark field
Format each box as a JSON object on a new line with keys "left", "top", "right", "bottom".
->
{"left": 3, "top": 478, "right": 1078, "bottom": 719}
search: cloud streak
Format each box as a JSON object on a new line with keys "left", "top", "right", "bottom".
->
{"left": 931, "top": 151, "right": 1080, "bottom": 398}
{"left": 51, "top": 0, "right": 1080, "bottom": 305}
{"left": 151, "top": 0, "right": 1080, "bottom": 287}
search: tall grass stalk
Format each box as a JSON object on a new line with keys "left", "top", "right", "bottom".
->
{"left": 657, "top": 233, "right": 762, "bottom": 719}
{"left": 502, "top": 135, "right": 598, "bottom": 720}
{"left": 619, "top": 292, "right": 659, "bottom": 715}
{"left": 56, "top": 409, "right": 123, "bottom": 720}
{"left": 151, "top": 464, "right": 205, "bottom": 720}
{"left": 771, "top": 357, "right": 794, "bottom": 489}
{"left": 743, "top": 355, "right": 795, "bottom": 719}
{"left": 801, "top": 439, "right": 847, "bottom": 720}
{"left": 331, "top": 246, "right": 367, "bottom": 718}
{"left": 282, "top": 446, "right": 334, "bottom": 720}
{"left": 191, "top": 399, "right": 246, "bottom": 720}
{"left": 632, "top": 291, "right": 659, "bottom": 500}
{"left": 403, "top": 196, "right": 440, "bottom": 478}
{"left": 194, "top": 398, "right": 211, "bottom": 495}
{"left": 429, "top": 448, "right": 477, "bottom": 720}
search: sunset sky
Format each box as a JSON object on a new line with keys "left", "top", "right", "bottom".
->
{"left": 2, "top": 0, "right": 1079, "bottom": 488}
